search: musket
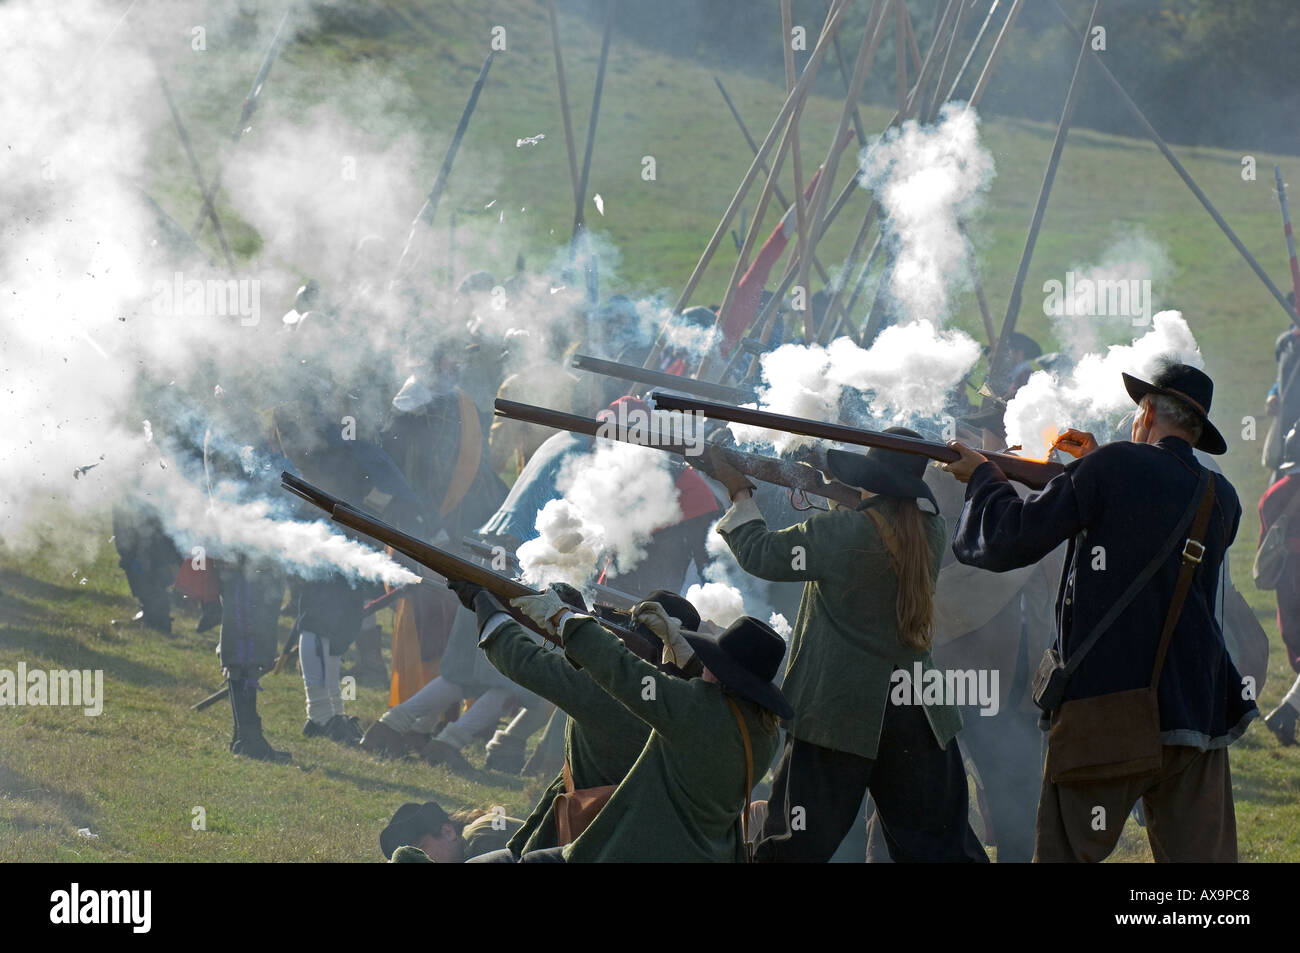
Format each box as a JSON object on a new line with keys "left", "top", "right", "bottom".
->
{"left": 493, "top": 398, "right": 863, "bottom": 508}
{"left": 570, "top": 354, "right": 755, "bottom": 404}
{"left": 648, "top": 392, "right": 1064, "bottom": 491}
{"left": 280, "top": 473, "right": 658, "bottom": 659}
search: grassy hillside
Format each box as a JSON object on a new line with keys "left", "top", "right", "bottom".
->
{"left": 5, "top": 0, "right": 1300, "bottom": 860}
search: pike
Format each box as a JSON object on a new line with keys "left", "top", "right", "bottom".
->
{"left": 571, "top": 353, "right": 754, "bottom": 403}
{"left": 394, "top": 51, "right": 497, "bottom": 277}
{"left": 148, "top": 48, "right": 236, "bottom": 269}
{"left": 279, "top": 473, "right": 658, "bottom": 658}
{"left": 1276, "top": 165, "right": 1300, "bottom": 312}
{"left": 649, "top": 392, "right": 1064, "bottom": 491}
{"left": 493, "top": 398, "right": 864, "bottom": 508}
{"left": 190, "top": 7, "right": 293, "bottom": 240}
{"left": 1048, "top": 0, "right": 1295, "bottom": 328}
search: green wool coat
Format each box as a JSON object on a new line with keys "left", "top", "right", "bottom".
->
{"left": 478, "top": 618, "right": 651, "bottom": 855}
{"left": 559, "top": 617, "right": 780, "bottom": 863}
{"left": 717, "top": 494, "right": 962, "bottom": 760}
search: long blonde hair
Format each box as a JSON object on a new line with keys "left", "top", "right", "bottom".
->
{"left": 871, "top": 499, "right": 936, "bottom": 652}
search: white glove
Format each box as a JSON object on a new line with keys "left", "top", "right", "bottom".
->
{"left": 633, "top": 600, "right": 694, "bottom": 668}
{"left": 510, "top": 590, "right": 569, "bottom": 636}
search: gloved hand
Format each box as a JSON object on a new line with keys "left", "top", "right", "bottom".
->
{"left": 550, "top": 582, "right": 589, "bottom": 614}
{"left": 472, "top": 589, "right": 508, "bottom": 632}
{"left": 633, "top": 600, "right": 695, "bottom": 668}
{"left": 447, "top": 578, "right": 485, "bottom": 610}
{"left": 510, "top": 590, "right": 571, "bottom": 636}
{"left": 700, "top": 445, "right": 756, "bottom": 500}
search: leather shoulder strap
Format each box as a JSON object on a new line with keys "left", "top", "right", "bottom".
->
{"left": 1063, "top": 466, "right": 1212, "bottom": 677}
{"left": 1151, "top": 474, "right": 1217, "bottom": 688}
{"left": 724, "top": 695, "right": 754, "bottom": 849}
{"left": 562, "top": 758, "right": 576, "bottom": 795}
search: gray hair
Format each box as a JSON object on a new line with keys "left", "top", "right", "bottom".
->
{"left": 1141, "top": 393, "right": 1204, "bottom": 444}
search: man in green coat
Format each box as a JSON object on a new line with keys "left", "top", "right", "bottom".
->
{"left": 701, "top": 434, "right": 987, "bottom": 863}
{"left": 459, "top": 583, "right": 703, "bottom": 855}
{"left": 480, "top": 591, "right": 790, "bottom": 863}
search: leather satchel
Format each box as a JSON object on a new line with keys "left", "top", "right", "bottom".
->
{"left": 1044, "top": 469, "right": 1216, "bottom": 784}
{"left": 552, "top": 759, "right": 616, "bottom": 846}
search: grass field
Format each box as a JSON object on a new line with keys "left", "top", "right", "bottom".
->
{"left": 4, "top": 0, "right": 1300, "bottom": 861}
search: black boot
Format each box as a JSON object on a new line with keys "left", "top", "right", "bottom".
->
{"left": 326, "top": 714, "right": 363, "bottom": 746}
{"left": 1266, "top": 702, "right": 1298, "bottom": 746}
{"left": 228, "top": 676, "right": 291, "bottom": 763}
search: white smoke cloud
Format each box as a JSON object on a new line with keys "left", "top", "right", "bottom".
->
{"left": 685, "top": 581, "right": 746, "bottom": 627}
{"left": 1004, "top": 310, "right": 1205, "bottom": 457}
{"left": 517, "top": 441, "right": 682, "bottom": 587}
{"left": 732, "top": 321, "right": 980, "bottom": 453}
{"left": 858, "top": 103, "right": 996, "bottom": 328}
{"left": 723, "top": 106, "right": 991, "bottom": 455}
{"left": 768, "top": 612, "right": 793, "bottom": 641}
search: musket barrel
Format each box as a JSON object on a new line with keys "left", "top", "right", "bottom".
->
{"left": 494, "top": 398, "right": 864, "bottom": 506}
{"left": 570, "top": 354, "right": 753, "bottom": 404}
{"left": 281, "top": 473, "right": 655, "bottom": 654}
{"left": 649, "top": 392, "right": 1064, "bottom": 490}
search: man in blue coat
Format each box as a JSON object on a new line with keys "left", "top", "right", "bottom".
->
{"left": 942, "top": 364, "right": 1256, "bottom": 862}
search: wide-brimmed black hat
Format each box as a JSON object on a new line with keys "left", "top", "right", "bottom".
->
{"left": 825, "top": 427, "right": 939, "bottom": 511}
{"left": 644, "top": 589, "right": 701, "bottom": 632}
{"left": 1121, "top": 363, "right": 1226, "bottom": 455}
{"left": 684, "top": 616, "right": 793, "bottom": 720}
{"left": 380, "top": 801, "right": 450, "bottom": 860}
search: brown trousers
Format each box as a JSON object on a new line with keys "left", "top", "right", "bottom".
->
{"left": 1034, "top": 744, "right": 1237, "bottom": 863}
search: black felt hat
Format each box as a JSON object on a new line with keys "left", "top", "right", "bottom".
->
{"left": 644, "top": 589, "right": 701, "bottom": 632}
{"left": 684, "top": 616, "right": 793, "bottom": 720}
{"left": 1121, "top": 363, "right": 1226, "bottom": 455}
{"left": 380, "top": 801, "right": 450, "bottom": 860}
{"left": 825, "top": 427, "right": 939, "bottom": 511}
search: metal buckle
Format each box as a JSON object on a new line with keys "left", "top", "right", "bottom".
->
{"left": 1182, "top": 539, "right": 1205, "bottom": 565}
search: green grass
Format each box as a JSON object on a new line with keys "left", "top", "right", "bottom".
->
{"left": 0, "top": 521, "right": 545, "bottom": 862}
{"left": 6, "top": 0, "right": 1300, "bottom": 860}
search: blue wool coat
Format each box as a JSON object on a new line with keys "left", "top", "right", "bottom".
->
{"left": 952, "top": 436, "right": 1256, "bottom": 748}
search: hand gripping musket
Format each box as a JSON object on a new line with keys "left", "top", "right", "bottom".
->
{"left": 493, "top": 398, "right": 864, "bottom": 508}
{"left": 279, "top": 473, "right": 659, "bottom": 659}
{"left": 648, "top": 393, "right": 1065, "bottom": 491}
{"left": 569, "top": 354, "right": 755, "bottom": 404}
